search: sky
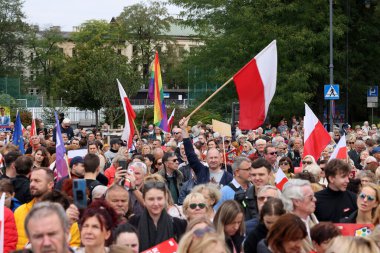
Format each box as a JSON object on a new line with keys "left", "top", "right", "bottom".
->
{"left": 22, "top": 0, "right": 182, "bottom": 31}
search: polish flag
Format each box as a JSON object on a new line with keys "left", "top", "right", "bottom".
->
{"left": 117, "top": 79, "right": 136, "bottom": 148}
{"left": 329, "top": 134, "right": 347, "bottom": 161}
{"left": 233, "top": 40, "right": 277, "bottom": 130}
{"left": 29, "top": 109, "right": 36, "bottom": 145}
{"left": 168, "top": 108, "right": 175, "bottom": 131}
{"left": 275, "top": 169, "right": 288, "bottom": 191}
{"left": 303, "top": 103, "right": 331, "bottom": 161}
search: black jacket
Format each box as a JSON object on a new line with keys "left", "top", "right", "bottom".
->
{"left": 226, "top": 234, "right": 245, "bottom": 253}
{"left": 244, "top": 222, "right": 268, "bottom": 253}
{"left": 315, "top": 187, "right": 357, "bottom": 222}
{"left": 11, "top": 175, "right": 32, "bottom": 204}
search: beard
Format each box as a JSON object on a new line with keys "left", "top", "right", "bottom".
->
{"left": 30, "top": 188, "right": 46, "bottom": 198}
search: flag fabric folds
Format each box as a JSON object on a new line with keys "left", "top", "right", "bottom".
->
{"left": 117, "top": 79, "right": 136, "bottom": 148}
{"left": 233, "top": 40, "right": 277, "bottom": 130}
{"left": 168, "top": 108, "right": 176, "bottom": 131}
{"left": 329, "top": 134, "right": 347, "bottom": 161}
{"left": 55, "top": 111, "right": 68, "bottom": 181}
{"left": 275, "top": 169, "right": 288, "bottom": 191}
{"left": 303, "top": 103, "right": 331, "bottom": 161}
{"left": 13, "top": 111, "right": 25, "bottom": 154}
{"left": 149, "top": 51, "right": 168, "bottom": 132}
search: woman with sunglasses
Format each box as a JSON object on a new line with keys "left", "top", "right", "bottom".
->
{"left": 278, "top": 157, "right": 294, "bottom": 178}
{"left": 128, "top": 180, "right": 187, "bottom": 252}
{"left": 214, "top": 200, "right": 245, "bottom": 253}
{"left": 183, "top": 193, "right": 209, "bottom": 221}
{"left": 340, "top": 183, "right": 380, "bottom": 224}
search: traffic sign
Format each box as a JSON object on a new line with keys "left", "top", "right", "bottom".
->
{"left": 367, "top": 86, "right": 378, "bottom": 97}
{"left": 324, "top": 85, "right": 339, "bottom": 100}
{"left": 367, "top": 97, "right": 378, "bottom": 103}
{"left": 368, "top": 102, "right": 378, "bottom": 108}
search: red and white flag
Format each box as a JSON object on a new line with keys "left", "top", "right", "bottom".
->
{"left": 329, "top": 134, "right": 347, "bottom": 161}
{"left": 168, "top": 108, "right": 175, "bottom": 131}
{"left": 275, "top": 169, "right": 288, "bottom": 191}
{"left": 233, "top": 40, "right": 277, "bottom": 130}
{"left": 29, "top": 109, "right": 36, "bottom": 146}
{"left": 303, "top": 103, "right": 331, "bottom": 161}
{"left": 117, "top": 79, "right": 136, "bottom": 149}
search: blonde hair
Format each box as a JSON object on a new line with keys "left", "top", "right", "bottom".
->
{"left": 182, "top": 192, "right": 209, "bottom": 219}
{"left": 359, "top": 183, "right": 380, "bottom": 218}
{"left": 326, "top": 236, "right": 379, "bottom": 253}
{"left": 192, "top": 183, "right": 221, "bottom": 207}
{"left": 109, "top": 245, "right": 133, "bottom": 253}
{"left": 177, "top": 228, "right": 229, "bottom": 253}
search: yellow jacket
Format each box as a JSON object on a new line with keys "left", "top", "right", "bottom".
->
{"left": 15, "top": 199, "right": 81, "bottom": 249}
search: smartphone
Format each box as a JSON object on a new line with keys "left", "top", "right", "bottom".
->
{"left": 73, "top": 179, "right": 87, "bottom": 209}
{"left": 119, "top": 160, "right": 127, "bottom": 171}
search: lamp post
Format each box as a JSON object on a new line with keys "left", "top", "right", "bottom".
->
{"left": 329, "top": 0, "right": 334, "bottom": 131}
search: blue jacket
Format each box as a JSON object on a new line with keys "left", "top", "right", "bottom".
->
{"left": 183, "top": 138, "right": 233, "bottom": 186}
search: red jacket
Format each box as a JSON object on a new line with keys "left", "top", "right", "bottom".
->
{"left": 104, "top": 164, "right": 117, "bottom": 186}
{"left": 4, "top": 206, "right": 17, "bottom": 253}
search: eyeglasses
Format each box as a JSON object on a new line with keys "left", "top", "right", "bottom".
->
{"left": 348, "top": 142, "right": 355, "bottom": 144}
{"left": 268, "top": 151, "right": 277, "bottom": 155}
{"left": 359, "top": 193, "right": 376, "bottom": 202}
{"left": 257, "top": 196, "right": 274, "bottom": 202}
{"left": 156, "top": 162, "right": 163, "bottom": 166}
{"left": 302, "top": 161, "right": 313, "bottom": 165}
{"left": 173, "top": 132, "right": 181, "bottom": 135}
{"left": 279, "top": 162, "right": 289, "bottom": 166}
{"left": 304, "top": 194, "right": 316, "bottom": 201}
{"left": 238, "top": 167, "right": 251, "bottom": 171}
{"left": 189, "top": 203, "right": 206, "bottom": 209}
{"left": 168, "top": 158, "right": 178, "bottom": 163}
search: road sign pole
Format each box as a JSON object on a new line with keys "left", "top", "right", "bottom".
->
{"left": 329, "top": 0, "right": 334, "bottom": 132}
{"left": 372, "top": 108, "right": 374, "bottom": 124}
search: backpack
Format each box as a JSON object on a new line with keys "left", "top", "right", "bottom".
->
{"left": 228, "top": 183, "right": 258, "bottom": 220}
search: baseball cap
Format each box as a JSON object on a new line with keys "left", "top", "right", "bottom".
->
{"left": 70, "top": 156, "right": 84, "bottom": 168}
{"left": 372, "top": 146, "right": 380, "bottom": 155}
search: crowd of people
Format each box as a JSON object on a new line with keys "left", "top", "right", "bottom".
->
{"left": 0, "top": 114, "right": 380, "bottom": 253}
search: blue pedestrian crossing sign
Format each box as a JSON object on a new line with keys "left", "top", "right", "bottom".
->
{"left": 324, "top": 84, "right": 339, "bottom": 100}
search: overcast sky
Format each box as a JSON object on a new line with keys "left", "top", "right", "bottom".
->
{"left": 22, "top": 0, "right": 182, "bottom": 31}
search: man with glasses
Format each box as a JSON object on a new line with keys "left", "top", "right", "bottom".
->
{"left": 158, "top": 152, "right": 183, "bottom": 204}
{"left": 172, "top": 127, "right": 183, "bottom": 147}
{"left": 53, "top": 118, "right": 74, "bottom": 143}
{"left": 348, "top": 140, "right": 366, "bottom": 169}
{"left": 281, "top": 179, "right": 318, "bottom": 252}
{"left": 314, "top": 159, "right": 357, "bottom": 222}
{"left": 214, "top": 157, "right": 253, "bottom": 210}
{"left": 264, "top": 145, "right": 278, "bottom": 172}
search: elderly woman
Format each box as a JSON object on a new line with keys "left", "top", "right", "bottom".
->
{"left": 182, "top": 192, "right": 210, "bottom": 222}
{"left": 191, "top": 184, "right": 221, "bottom": 220}
{"left": 241, "top": 141, "right": 254, "bottom": 156}
{"left": 359, "top": 150, "right": 370, "bottom": 170}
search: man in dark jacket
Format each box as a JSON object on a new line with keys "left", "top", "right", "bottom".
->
{"left": 315, "top": 159, "right": 357, "bottom": 222}
{"left": 12, "top": 156, "right": 33, "bottom": 204}
{"left": 179, "top": 117, "right": 233, "bottom": 187}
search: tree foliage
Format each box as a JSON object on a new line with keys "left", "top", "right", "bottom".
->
{"left": 57, "top": 20, "right": 140, "bottom": 126}
{"left": 116, "top": 1, "right": 175, "bottom": 83}
{"left": 0, "top": 0, "right": 29, "bottom": 75}
{"left": 27, "top": 26, "right": 65, "bottom": 98}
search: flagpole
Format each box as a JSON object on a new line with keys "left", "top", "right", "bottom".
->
{"left": 132, "top": 120, "right": 141, "bottom": 141}
{"left": 222, "top": 136, "right": 228, "bottom": 171}
{"left": 187, "top": 77, "right": 233, "bottom": 119}
{"left": 64, "top": 154, "right": 71, "bottom": 179}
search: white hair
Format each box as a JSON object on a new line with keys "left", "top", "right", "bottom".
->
{"left": 62, "top": 118, "right": 71, "bottom": 124}
{"left": 257, "top": 185, "right": 282, "bottom": 198}
{"left": 280, "top": 179, "right": 311, "bottom": 212}
{"left": 255, "top": 139, "right": 267, "bottom": 145}
{"left": 303, "top": 164, "right": 322, "bottom": 181}
{"left": 129, "top": 161, "right": 147, "bottom": 175}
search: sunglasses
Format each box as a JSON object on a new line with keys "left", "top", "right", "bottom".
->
{"left": 302, "top": 161, "right": 313, "bottom": 165}
{"left": 193, "top": 226, "right": 215, "bottom": 237}
{"left": 269, "top": 151, "right": 277, "bottom": 155}
{"left": 156, "top": 162, "right": 163, "bottom": 166}
{"left": 280, "top": 162, "right": 289, "bottom": 166}
{"left": 189, "top": 203, "right": 206, "bottom": 209}
{"left": 143, "top": 181, "right": 166, "bottom": 190}
{"left": 348, "top": 142, "right": 355, "bottom": 144}
{"left": 169, "top": 158, "right": 178, "bottom": 163}
{"left": 359, "top": 192, "right": 376, "bottom": 202}
{"left": 173, "top": 132, "right": 181, "bottom": 135}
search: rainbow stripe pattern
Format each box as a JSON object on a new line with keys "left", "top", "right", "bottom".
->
{"left": 149, "top": 51, "right": 168, "bottom": 131}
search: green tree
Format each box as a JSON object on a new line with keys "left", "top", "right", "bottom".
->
{"left": 116, "top": 1, "right": 174, "bottom": 84}
{"left": 27, "top": 26, "right": 65, "bottom": 99}
{"left": 57, "top": 20, "right": 140, "bottom": 127}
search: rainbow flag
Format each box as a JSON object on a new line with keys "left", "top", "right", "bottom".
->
{"left": 149, "top": 51, "right": 168, "bottom": 131}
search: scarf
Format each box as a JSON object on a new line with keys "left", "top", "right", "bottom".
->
{"left": 138, "top": 208, "right": 174, "bottom": 251}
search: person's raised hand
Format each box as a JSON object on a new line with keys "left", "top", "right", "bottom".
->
{"left": 66, "top": 204, "right": 80, "bottom": 225}
{"left": 114, "top": 166, "right": 128, "bottom": 185}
